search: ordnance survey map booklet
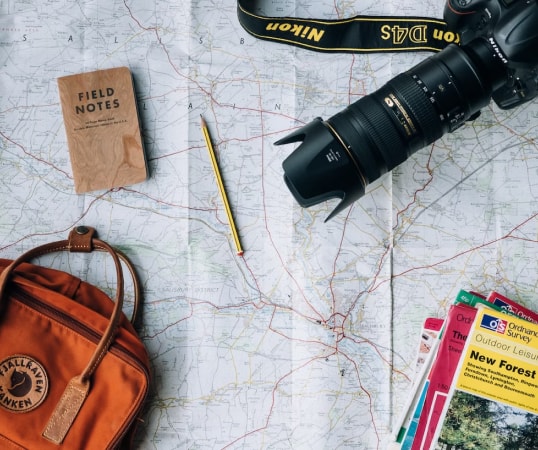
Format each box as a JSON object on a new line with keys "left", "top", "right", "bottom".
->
{"left": 407, "top": 303, "right": 476, "bottom": 450}
{"left": 487, "top": 291, "right": 538, "bottom": 325}
{"left": 406, "top": 290, "right": 538, "bottom": 450}
{"left": 432, "top": 307, "right": 538, "bottom": 449}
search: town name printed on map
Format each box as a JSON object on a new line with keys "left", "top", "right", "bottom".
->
{"left": 57, "top": 67, "right": 148, "bottom": 193}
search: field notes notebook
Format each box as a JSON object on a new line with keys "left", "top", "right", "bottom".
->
{"left": 58, "top": 67, "right": 148, "bottom": 193}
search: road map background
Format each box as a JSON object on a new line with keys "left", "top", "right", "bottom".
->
{"left": 1, "top": 0, "right": 538, "bottom": 448}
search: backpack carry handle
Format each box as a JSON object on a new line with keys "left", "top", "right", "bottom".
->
{"left": 0, "top": 226, "right": 125, "bottom": 379}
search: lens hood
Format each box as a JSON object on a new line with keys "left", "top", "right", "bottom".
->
{"left": 278, "top": 118, "right": 366, "bottom": 221}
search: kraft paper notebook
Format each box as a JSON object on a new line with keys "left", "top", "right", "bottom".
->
{"left": 58, "top": 67, "right": 148, "bottom": 193}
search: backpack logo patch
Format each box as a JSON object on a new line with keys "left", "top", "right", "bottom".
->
{"left": 0, "top": 355, "right": 49, "bottom": 413}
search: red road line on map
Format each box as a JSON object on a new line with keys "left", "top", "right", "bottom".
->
{"left": 221, "top": 353, "right": 337, "bottom": 450}
{"left": 1, "top": 131, "right": 72, "bottom": 179}
{"left": 0, "top": 193, "right": 109, "bottom": 251}
{"left": 373, "top": 212, "right": 538, "bottom": 294}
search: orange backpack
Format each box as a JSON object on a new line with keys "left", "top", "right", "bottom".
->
{"left": 0, "top": 226, "right": 150, "bottom": 449}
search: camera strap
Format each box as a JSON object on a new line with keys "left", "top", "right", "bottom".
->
{"left": 237, "top": 0, "right": 459, "bottom": 53}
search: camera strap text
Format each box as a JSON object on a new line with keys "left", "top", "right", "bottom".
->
{"left": 237, "top": 0, "right": 459, "bottom": 53}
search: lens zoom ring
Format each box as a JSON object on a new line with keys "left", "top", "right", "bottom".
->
{"left": 349, "top": 95, "right": 409, "bottom": 171}
{"left": 388, "top": 73, "right": 443, "bottom": 144}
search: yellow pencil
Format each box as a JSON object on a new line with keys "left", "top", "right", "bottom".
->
{"left": 200, "top": 115, "right": 244, "bottom": 256}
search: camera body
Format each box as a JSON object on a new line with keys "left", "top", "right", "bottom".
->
{"left": 279, "top": 0, "right": 538, "bottom": 220}
{"left": 445, "top": 0, "right": 538, "bottom": 109}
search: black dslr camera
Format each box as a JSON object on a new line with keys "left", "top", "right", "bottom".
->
{"left": 278, "top": 0, "right": 538, "bottom": 220}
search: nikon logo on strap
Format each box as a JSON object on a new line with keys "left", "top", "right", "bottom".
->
{"left": 265, "top": 23, "right": 326, "bottom": 43}
{"left": 237, "top": 0, "right": 459, "bottom": 53}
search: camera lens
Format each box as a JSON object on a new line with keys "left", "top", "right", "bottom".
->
{"left": 278, "top": 40, "right": 507, "bottom": 220}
